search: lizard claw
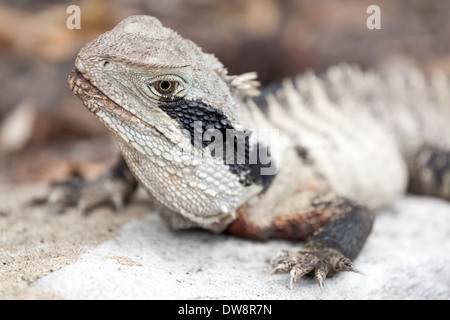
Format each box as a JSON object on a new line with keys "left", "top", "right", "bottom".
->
{"left": 318, "top": 280, "right": 324, "bottom": 292}
{"left": 314, "top": 265, "right": 327, "bottom": 292}
{"left": 335, "top": 257, "right": 365, "bottom": 275}
{"left": 289, "top": 264, "right": 313, "bottom": 290}
{"left": 270, "top": 266, "right": 280, "bottom": 275}
{"left": 351, "top": 266, "right": 365, "bottom": 276}
{"left": 270, "top": 260, "right": 291, "bottom": 275}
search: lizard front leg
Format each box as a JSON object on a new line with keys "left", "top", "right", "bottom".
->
{"left": 271, "top": 198, "right": 374, "bottom": 290}
{"left": 45, "top": 156, "right": 137, "bottom": 213}
{"left": 227, "top": 192, "right": 375, "bottom": 290}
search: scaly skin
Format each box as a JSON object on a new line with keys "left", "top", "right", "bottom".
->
{"left": 62, "top": 15, "right": 450, "bottom": 290}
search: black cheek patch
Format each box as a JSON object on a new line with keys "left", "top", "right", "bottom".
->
{"left": 248, "top": 144, "right": 276, "bottom": 191}
{"left": 159, "top": 99, "right": 276, "bottom": 189}
{"left": 159, "top": 99, "right": 231, "bottom": 149}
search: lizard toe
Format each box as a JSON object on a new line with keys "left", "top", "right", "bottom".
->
{"left": 76, "top": 175, "right": 131, "bottom": 214}
{"left": 41, "top": 171, "right": 136, "bottom": 214}
{"left": 270, "top": 247, "right": 363, "bottom": 291}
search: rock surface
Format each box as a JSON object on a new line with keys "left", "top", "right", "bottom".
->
{"left": 34, "top": 193, "right": 450, "bottom": 299}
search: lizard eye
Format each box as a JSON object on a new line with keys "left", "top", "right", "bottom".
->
{"left": 146, "top": 75, "right": 185, "bottom": 100}
{"left": 155, "top": 80, "right": 176, "bottom": 94}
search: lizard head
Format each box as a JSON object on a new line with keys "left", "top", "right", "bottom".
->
{"left": 68, "top": 15, "right": 266, "bottom": 231}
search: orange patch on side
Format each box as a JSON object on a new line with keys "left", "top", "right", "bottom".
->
{"left": 226, "top": 205, "right": 270, "bottom": 240}
{"left": 227, "top": 204, "right": 335, "bottom": 241}
{"left": 271, "top": 208, "right": 330, "bottom": 240}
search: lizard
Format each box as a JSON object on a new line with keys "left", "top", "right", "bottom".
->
{"left": 57, "top": 15, "right": 450, "bottom": 291}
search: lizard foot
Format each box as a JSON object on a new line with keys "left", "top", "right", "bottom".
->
{"left": 34, "top": 157, "right": 138, "bottom": 214}
{"left": 270, "top": 246, "right": 363, "bottom": 291}
{"left": 44, "top": 174, "right": 136, "bottom": 214}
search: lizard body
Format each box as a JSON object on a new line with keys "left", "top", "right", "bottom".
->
{"left": 65, "top": 15, "right": 450, "bottom": 289}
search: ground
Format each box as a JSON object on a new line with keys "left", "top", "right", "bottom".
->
{"left": 1, "top": 182, "right": 449, "bottom": 300}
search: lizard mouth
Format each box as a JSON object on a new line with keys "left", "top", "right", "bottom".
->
{"left": 68, "top": 67, "right": 164, "bottom": 137}
{"left": 68, "top": 67, "right": 103, "bottom": 111}
{"left": 68, "top": 67, "right": 119, "bottom": 114}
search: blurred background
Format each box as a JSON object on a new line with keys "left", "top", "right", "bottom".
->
{"left": 1, "top": 0, "right": 449, "bottom": 185}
